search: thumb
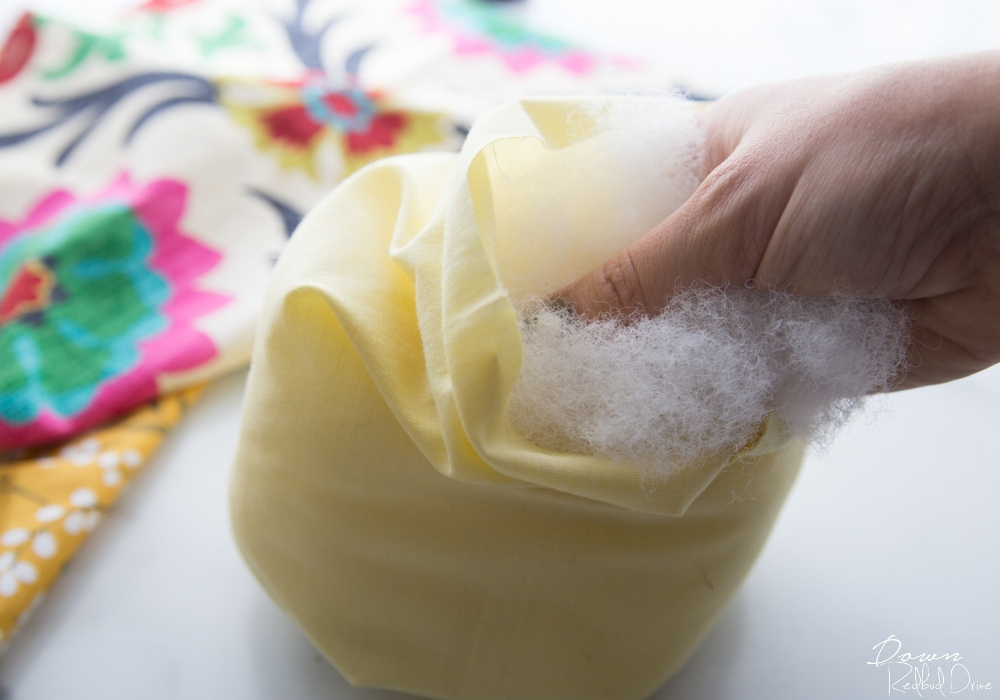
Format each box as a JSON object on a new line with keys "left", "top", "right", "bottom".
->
{"left": 560, "top": 144, "right": 776, "bottom": 318}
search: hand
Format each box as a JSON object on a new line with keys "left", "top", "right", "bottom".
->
{"left": 561, "top": 53, "right": 1000, "bottom": 389}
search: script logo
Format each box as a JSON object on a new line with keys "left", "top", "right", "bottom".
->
{"left": 868, "top": 635, "right": 992, "bottom": 696}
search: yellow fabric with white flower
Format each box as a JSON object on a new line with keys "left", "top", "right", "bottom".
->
{"left": 230, "top": 97, "right": 804, "bottom": 700}
{"left": 0, "top": 388, "right": 200, "bottom": 650}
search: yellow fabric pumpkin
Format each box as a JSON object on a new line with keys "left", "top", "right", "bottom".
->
{"left": 229, "top": 97, "right": 804, "bottom": 700}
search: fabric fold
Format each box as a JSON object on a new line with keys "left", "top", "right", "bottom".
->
{"left": 230, "top": 95, "right": 806, "bottom": 700}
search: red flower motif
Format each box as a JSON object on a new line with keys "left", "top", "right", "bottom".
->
{"left": 323, "top": 93, "right": 360, "bottom": 118}
{"left": 0, "top": 262, "right": 52, "bottom": 325}
{"left": 345, "top": 113, "right": 408, "bottom": 155}
{"left": 260, "top": 105, "right": 324, "bottom": 148}
{"left": 0, "top": 14, "right": 37, "bottom": 85}
{"left": 224, "top": 79, "right": 445, "bottom": 176}
{"left": 258, "top": 90, "right": 411, "bottom": 156}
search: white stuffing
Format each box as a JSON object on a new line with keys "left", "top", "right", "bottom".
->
{"left": 508, "top": 289, "right": 910, "bottom": 478}
{"left": 488, "top": 94, "right": 911, "bottom": 479}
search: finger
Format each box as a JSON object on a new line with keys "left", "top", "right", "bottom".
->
{"left": 900, "top": 287, "right": 1000, "bottom": 389}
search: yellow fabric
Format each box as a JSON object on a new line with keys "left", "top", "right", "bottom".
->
{"left": 0, "top": 387, "right": 201, "bottom": 652}
{"left": 230, "top": 97, "right": 805, "bottom": 700}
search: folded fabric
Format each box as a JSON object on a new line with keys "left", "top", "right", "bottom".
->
{"left": 0, "top": 385, "right": 201, "bottom": 652}
{"left": 229, "top": 96, "right": 813, "bottom": 700}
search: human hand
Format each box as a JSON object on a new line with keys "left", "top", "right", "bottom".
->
{"left": 561, "top": 53, "right": 1000, "bottom": 389}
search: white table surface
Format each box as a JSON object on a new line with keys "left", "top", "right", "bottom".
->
{"left": 1, "top": 1, "right": 999, "bottom": 699}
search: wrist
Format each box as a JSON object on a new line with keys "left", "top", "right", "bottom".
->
{"left": 943, "top": 52, "right": 1000, "bottom": 218}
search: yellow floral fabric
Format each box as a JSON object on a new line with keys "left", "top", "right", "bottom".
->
{"left": 230, "top": 97, "right": 805, "bottom": 700}
{"left": 0, "top": 387, "right": 201, "bottom": 652}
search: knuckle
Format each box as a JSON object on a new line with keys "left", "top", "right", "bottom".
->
{"left": 695, "top": 151, "right": 781, "bottom": 281}
{"left": 598, "top": 251, "right": 646, "bottom": 313}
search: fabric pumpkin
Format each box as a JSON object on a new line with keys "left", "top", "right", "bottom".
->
{"left": 230, "top": 97, "right": 806, "bottom": 700}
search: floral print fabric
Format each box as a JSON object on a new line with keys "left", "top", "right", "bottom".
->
{"left": 0, "top": 387, "right": 201, "bottom": 651}
{"left": 222, "top": 77, "right": 448, "bottom": 176}
{"left": 0, "top": 0, "right": 667, "bottom": 653}
{"left": 407, "top": 0, "right": 598, "bottom": 74}
{"left": 0, "top": 175, "right": 225, "bottom": 447}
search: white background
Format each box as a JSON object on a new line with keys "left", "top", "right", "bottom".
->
{"left": 0, "top": 1, "right": 998, "bottom": 699}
